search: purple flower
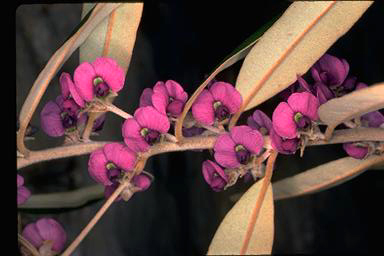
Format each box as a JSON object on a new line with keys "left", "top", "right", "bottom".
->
{"left": 314, "top": 81, "right": 335, "bottom": 104}
{"left": 192, "top": 81, "right": 242, "bottom": 125}
{"left": 279, "top": 76, "right": 312, "bottom": 101}
{"left": 60, "top": 72, "right": 85, "bottom": 107}
{"left": 73, "top": 57, "right": 125, "bottom": 104}
{"left": 214, "top": 125, "right": 264, "bottom": 168}
{"left": 343, "top": 142, "right": 369, "bottom": 159}
{"left": 40, "top": 96, "right": 86, "bottom": 137}
{"left": 88, "top": 143, "right": 137, "bottom": 186}
{"left": 182, "top": 126, "right": 205, "bottom": 137}
{"left": 272, "top": 92, "right": 319, "bottom": 139}
{"left": 270, "top": 128, "right": 299, "bottom": 155}
{"left": 139, "top": 88, "right": 154, "bottom": 107}
{"left": 122, "top": 106, "right": 170, "bottom": 152}
{"left": 202, "top": 160, "right": 228, "bottom": 192}
{"left": 22, "top": 218, "right": 67, "bottom": 254}
{"left": 104, "top": 172, "right": 152, "bottom": 201}
{"left": 247, "top": 110, "right": 273, "bottom": 135}
{"left": 151, "top": 80, "right": 188, "bottom": 117}
{"left": 17, "top": 174, "right": 31, "bottom": 205}
{"left": 311, "top": 53, "right": 349, "bottom": 87}
{"left": 354, "top": 83, "right": 384, "bottom": 128}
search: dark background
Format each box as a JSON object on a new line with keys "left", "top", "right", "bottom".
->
{"left": 16, "top": 1, "right": 384, "bottom": 255}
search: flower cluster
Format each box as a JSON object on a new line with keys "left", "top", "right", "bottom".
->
{"left": 40, "top": 57, "right": 125, "bottom": 139}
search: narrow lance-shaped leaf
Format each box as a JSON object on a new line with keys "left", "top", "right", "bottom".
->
{"left": 273, "top": 155, "right": 384, "bottom": 201}
{"left": 174, "top": 14, "right": 282, "bottom": 141}
{"left": 207, "top": 183, "right": 274, "bottom": 255}
{"left": 319, "top": 82, "right": 384, "bottom": 140}
{"left": 229, "top": 1, "right": 373, "bottom": 128}
{"left": 17, "top": 3, "right": 121, "bottom": 156}
{"left": 207, "top": 151, "right": 277, "bottom": 255}
{"left": 80, "top": 3, "right": 143, "bottom": 73}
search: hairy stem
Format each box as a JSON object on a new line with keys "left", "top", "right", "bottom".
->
{"left": 82, "top": 112, "right": 98, "bottom": 141}
{"left": 105, "top": 103, "right": 132, "bottom": 119}
{"left": 61, "top": 181, "right": 129, "bottom": 256}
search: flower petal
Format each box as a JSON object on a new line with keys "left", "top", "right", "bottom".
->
{"left": 272, "top": 102, "right": 297, "bottom": 139}
{"left": 151, "top": 89, "right": 168, "bottom": 114}
{"left": 202, "top": 160, "right": 228, "bottom": 191}
{"left": 287, "top": 92, "right": 319, "bottom": 121}
{"left": 92, "top": 113, "right": 106, "bottom": 132}
{"left": 59, "top": 72, "right": 71, "bottom": 99}
{"left": 247, "top": 110, "right": 273, "bottom": 134}
{"left": 74, "top": 62, "right": 96, "bottom": 102}
{"left": 165, "top": 80, "right": 188, "bottom": 102}
{"left": 315, "top": 82, "right": 334, "bottom": 105}
{"left": 18, "top": 186, "right": 31, "bottom": 205}
{"left": 36, "top": 218, "right": 67, "bottom": 252}
{"left": 103, "top": 143, "right": 136, "bottom": 171}
{"left": 88, "top": 149, "right": 111, "bottom": 186}
{"left": 209, "top": 82, "right": 242, "bottom": 113}
{"left": 213, "top": 133, "right": 239, "bottom": 168}
{"left": 40, "top": 101, "right": 65, "bottom": 137}
{"left": 191, "top": 90, "right": 215, "bottom": 125}
{"left": 230, "top": 125, "right": 264, "bottom": 155}
{"left": 132, "top": 174, "right": 152, "bottom": 191}
{"left": 343, "top": 143, "right": 369, "bottom": 159}
{"left": 361, "top": 110, "right": 384, "bottom": 128}
{"left": 166, "top": 100, "right": 184, "bottom": 117}
{"left": 139, "top": 88, "right": 154, "bottom": 107}
{"left": 22, "top": 223, "right": 44, "bottom": 249}
{"left": 122, "top": 118, "right": 149, "bottom": 152}
{"left": 92, "top": 57, "right": 125, "bottom": 92}
{"left": 134, "top": 106, "right": 170, "bottom": 133}
{"left": 270, "top": 128, "right": 298, "bottom": 155}
{"left": 104, "top": 183, "right": 123, "bottom": 202}
{"left": 315, "top": 54, "right": 348, "bottom": 86}
{"left": 17, "top": 174, "right": 24, "bottom": 187}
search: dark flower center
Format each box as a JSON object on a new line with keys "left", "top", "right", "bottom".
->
{"left": 61, "top": 112, "right": 77, "bottom": 129}
{"left": 93, "top": 77, "right": 110, "bottom": 97}
{"left": 140, "top": 128, "right": 161, "bottom": 145}
{"left": 235, "top": 144, "right": 251, "bottom": 165}
{"left": 294, "top": 112, "right": 311, "bottom": 129}
{"left": 213, "top": 101, "right": 230, "bottom": 121}
{"left": 106, "top": 162, "right": 122, "bottom": 183}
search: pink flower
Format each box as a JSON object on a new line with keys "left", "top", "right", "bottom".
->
{"left": 60, "top": 72, "right": 85, "bottom": 107}
{"left": 247, "top": 110, "right": 273, "bottom": 135}
{"left": 151, "top": 80, "right": 188, "bottom": 117}
{"left": 270, "top": 128, "right": 299, "bottom": 155}
{"left": 214, "top": 126, "right": 264, "bottom": 168}
{"left": 73, "top": 57, "right": 125, "bottom": 103}
{"left": 88, "top": 143, "right": 137, "bottom": 186}
{"left": 40, "top": 96, "right": 86, "bottom": 137}
{"left": 343, "top": 142, "right": 369, "bottom": 159}
{"left": 104, "top": 172, "right": 152, "bottom": 201}
{"left": 17, "top": 174, "right": 31, "bottom": 205}
{"left": 272, "top": 92, "right": 319, "bottom": 139}
{"left": 192, "top": 81, "right": 242, "bottom": 125}
{"left": 202, "top": 160, "right": 228, "bottom": 192}
{"left": 139, "top": 88, "right": 154, "bottom": 107}
{"left": 122, "top": 106, "right": 170, "bottom": 152}
{"left": 22, "top": 218, "right": 67, "bottom": 254}
{"left": 311, "top": 54, "right": 349, "bottom": 87}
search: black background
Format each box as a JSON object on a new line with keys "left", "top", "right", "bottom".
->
{"left": 16, "top": 1, "right": 384, "bottom": 255}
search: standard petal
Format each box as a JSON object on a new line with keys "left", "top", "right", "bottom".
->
{"left": 139, "top": 88, "right": 154, "bottom": 107}
{"left": 209, "top": 82, "right": 242, "bottom": 113}
{"left": 316, "top": 54, "right": 348, "bottom": 86}
{"left": 17, "top": 174, "right": 24, "bottom": 187}
{"left": 122, "top": 118, "right": 150, "bottom": 153}
{"left": 230, "top": 126, "right": 264, "bottom": 155}
{"left": 165, "top": 80, "right": 188, "bottom": 102}
{"left": 191, "top": 90, "right": 215, "bottom": 125}
{"left": 59, "top": 72, "right": 71, "bottom": 99}
{"left": 22, "top": 223, "right": 44, "bottom": 249}
{"left": 248, "top": 110, "right": 273, "bottom": 133}
{"left": 134, "top": 106, "right": 170, "bottom": 133}
{"left": 270, "top": 128, "right": 298, "bottom": 155}
{"left": 361, "top": 111, "right": 384, "bottom": 128}
{"left": 213, "top": 133, "right": 239, "bottom": 168}
{"left": 88, "top": 149, "right": 111, "bottom": 186}
{"left": 272, "top": 102, "right": 297, "bottom": 139}
{"left": 202, "top": 160, "right": 228, "bottom": 183}
{"left": 132, "top": 174, "right": 152, "bottom": 191}
{"left": 92, "top": 57, "right": 125, "bottom": 92}
{"left": 40, "top": 101, "right": 65, "bottom": 137}
{"left": 166, "top": 100, "right": 184, "bottom": 117}
{"left": 36, "top": 218, "right": 67, "bottom": 252}
{"left": 315, "top": 82, "right": 334, "bottom": 105}
{"left": 74, "top": 62, "right": 96, "bottom": 102}
{"left": 151, "top": 90, "right": 168, "bottom": 114}
{"left": 287, "top": 92, "right": 319, "bottom": 121}
{"left": 17, "top": 186, "right": 31, "bottom": 205}
{"left": 103, "top": 143, "right": 136, "bottom": 171}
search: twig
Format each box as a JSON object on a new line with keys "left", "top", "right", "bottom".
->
{"left": 105, "top": 103, "right": 132, "bottom": 119}
{"left": 82, "top": 112, "right": 98, "bottom": 141}
{"left": 18, "top": 234, "right": 40, "bottom": 256}
{"left": 61, "top": 181, "right": 129, "bottom": 256}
